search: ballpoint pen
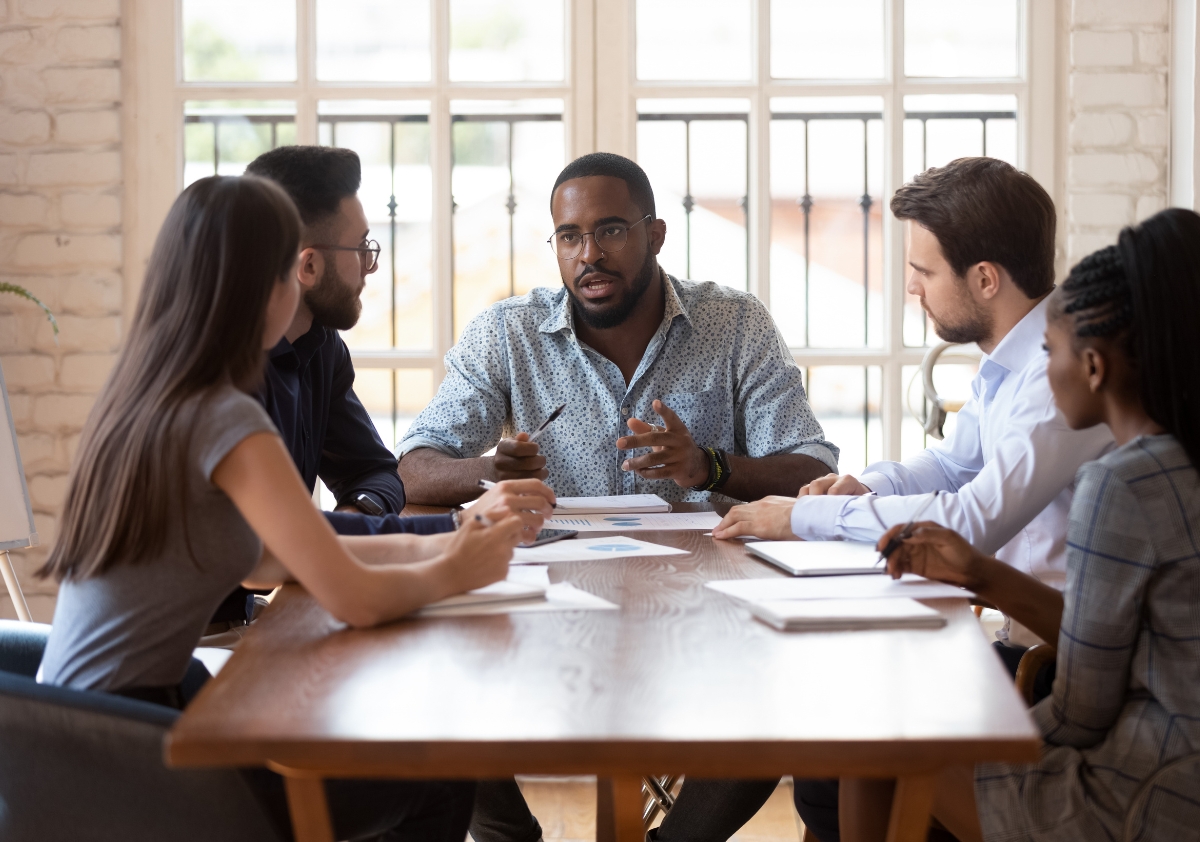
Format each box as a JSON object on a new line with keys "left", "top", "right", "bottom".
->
{"left": 527, "top": 403, "right": 567, "bottom": 443}
{"left": 875, "top": 490, "right": 942, "bottom": 566}
{"left": 478, "top": 478, "right": 561, "bottom": 509}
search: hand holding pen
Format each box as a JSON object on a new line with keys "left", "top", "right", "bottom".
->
{"left": 875, "top": 490, "right": 942, "bottom": 570}
{"left": 469, "top": 478, "right": 558, "bottom": 533}
{"left": 492, "top": 404, "right": 566, "bottom": 482}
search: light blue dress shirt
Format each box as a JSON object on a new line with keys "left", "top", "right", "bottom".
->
{"left": 789, "top": 298, "right": 1113, "bottom": 641}
{"left": 398, "top": 275, "right": 839, "bottom": 502}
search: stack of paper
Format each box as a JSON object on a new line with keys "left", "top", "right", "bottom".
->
{"left": 414, "top": 567, "right": 619, "bottom": 617}
{"left": 512, "top": 536, "right": 688, "bottom": 565}
{"left": 749, "top": 597, "right": 947, "bottom": 631}
{"left": 706, "top": 574, "right": 973, "bottom": 602}
{"left": 546, "top": 511, "right": 722, "bottom": 532}
{"left": 553, "top": 494, "right": 670, "bottom": 513}
{"left": 746, "top": 541, "right": 882, "bottom": 576}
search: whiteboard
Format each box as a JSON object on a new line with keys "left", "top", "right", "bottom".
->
{"left": 0, "top": 362, "right": 37, "bottom": 552}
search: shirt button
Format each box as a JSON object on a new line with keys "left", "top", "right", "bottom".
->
{"left": 621, "top": 405, "right": 630, "bottom": 416}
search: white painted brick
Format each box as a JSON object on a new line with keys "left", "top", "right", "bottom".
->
{"left": 0, "top": 315, "right": 20, "bottom": 353}
{"left": 55, "top": 25, "right": 119, "bottom": 62}
{"left": 6, "top": 391, "right": 32, "bottom": 427}
{"left": 60, "top": 191, "right": 119, "bottom": 227}
{"left": 14, "top": 233, "right": 121, "bottom": 268}
{"left": 1069, "top": 153, "right": 1160, "bottom": 187}
{"left": 19, "top": 0, "right": 119, "bottom": 19}
{"left": 1069, "top": 193, "right": 1134, "bottom": 228}
{"left": 62, "top": 273, "right": 120, "bottom": 314}
{"left": 1070, "top": 31, "right": 1133, "bottom": 67}
{"left": 1137, "top": 114, "right": 1168, "bottom": 147}
{"left": 16, "top": 432, "right": 54, "bottom": 464}
{"left": 42, "top": 66, "right": 120, "bottom": 104}
{"left": 65, "top": 430, "right": 81, "bottom": 462}
{"left": 0, "top": 109, "right": 50, "bottom": 145}
{"left": 1071, "top": 73, "right": 1166, "bottom": 108}
{"left": 28, "top": 472, "right": 67, "bottom": 509}
{"left": 3, "top": 67, "right": 47, "bottom": 105}
{"left": 1136, "top": 194, "right": 1166, "bottom": 221}
{"left": 1072, "top": 0, "right": 1169, "bottom": 27}
{"left": 26, "top": 150, "right": 119, "bottom": 185}
{"left": 0, "top": 353, "right": 54, "bottom": 388}
{"left": 0, "top": 27, "right": 34, "bottom": 62}
{"left": 1138, "top": 32, "right": 1169, "bottom": 66}
{"left": 0, "top": 155, "right": 19, "bottom": 184}
{"left": 1068, "top": 232, "right": 1118, "bottom": 265}
{"left": 55, "top": 108, "right": 118, "bottom": 144}
{"left": 31, "top": 393, "right": 94, "bottom": 431}
{"left": 60, "top": 352, "right": 114, "bottom": 390}
{"left": 0, "top": 192, "right": 51, "bottom": 225}
{"left": 35, "top": 313, "right": 120, "bottom": 352}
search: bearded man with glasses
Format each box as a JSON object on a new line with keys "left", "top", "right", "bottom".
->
{"left": 399, "top": 151, "right": 838, "bottom": 508}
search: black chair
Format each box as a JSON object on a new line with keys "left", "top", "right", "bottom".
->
{"left": 0, "top": 619, "right": 285, "bottom": 842}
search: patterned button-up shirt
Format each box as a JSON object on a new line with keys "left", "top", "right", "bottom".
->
{"left": 398, "top": 275, "right": 838, "bottom": 502}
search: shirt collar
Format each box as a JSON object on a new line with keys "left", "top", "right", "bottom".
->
{"left": 981, "top": 296, "right": 1050, "bottom": 375}
{"left": 269, "top": 318, "right": 326, "bottom": 363}
{"left": 538, "top": 270, "right": 692, "bottom": 335}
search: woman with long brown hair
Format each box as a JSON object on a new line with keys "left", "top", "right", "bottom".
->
{"left": 37, "top": 174, "right": 525, "bottom": 840}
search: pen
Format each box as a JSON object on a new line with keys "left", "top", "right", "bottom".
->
{"left": 527, "top": 403, "right": 567, "bottom": 443}
{"left": 875, "top": 490, "right": 942, "bottom": 567}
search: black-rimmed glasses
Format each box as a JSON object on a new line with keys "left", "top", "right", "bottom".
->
{"left": 547, "top": 215, "right": 652, "bottom": 261}
{"left": 310, "top": 239, "right": 381, "bottom": 272}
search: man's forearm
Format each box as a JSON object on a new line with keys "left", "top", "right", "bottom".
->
{"left": 398, "top": 448, "right": 492, "bottom": 506}
{"left": 721, "top": 453, "right": 830, "bottom": 501}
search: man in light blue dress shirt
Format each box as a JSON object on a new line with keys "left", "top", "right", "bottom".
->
{"left": 399, "top": 152, "right": 838, "bottom": 505}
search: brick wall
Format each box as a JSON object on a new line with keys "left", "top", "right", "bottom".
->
{"left": 1066, "top": 0, "right": 1171, "bottom": 264}
{"left": 0, "top": 0, "right": 122, "bottom": 621}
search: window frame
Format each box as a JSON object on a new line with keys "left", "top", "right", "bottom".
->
{"left": 127, "top": 0, "right": 1058, "bottom": 465}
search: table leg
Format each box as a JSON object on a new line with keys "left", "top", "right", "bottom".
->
{"left": 282, "top": 773, "right": 335, "bottom": 842}
{"left": 596, "top": 775, "right": 647, "bottom": 842}
{"left": 884, "top": 773, "right": 937, "bottom": 842}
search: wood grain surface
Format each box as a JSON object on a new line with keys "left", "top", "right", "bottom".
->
{"left": 167, "top": 503, "right": 1039, "bottom": 781}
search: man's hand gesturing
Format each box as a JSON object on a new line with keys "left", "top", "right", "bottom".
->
{"left": 492, "top": 432, "right": 549, "bottom": 481}
{"left": 616, "top": 399, "right": 709, "bottom": 488}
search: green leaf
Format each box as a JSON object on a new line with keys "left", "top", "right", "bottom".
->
{"left": 0, "top": 282, "right": 59, "bottom": 340}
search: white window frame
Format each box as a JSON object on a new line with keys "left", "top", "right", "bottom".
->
{"left": 125, "top": 0, "right": 1058, "bottom": 464}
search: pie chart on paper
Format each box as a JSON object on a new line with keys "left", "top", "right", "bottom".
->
{"left": 587, "top": 543, "right": 644, "bottom": 553}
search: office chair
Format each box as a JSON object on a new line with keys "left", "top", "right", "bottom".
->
{"left": 0, "top": 619, "right": 285, "bottom": 842}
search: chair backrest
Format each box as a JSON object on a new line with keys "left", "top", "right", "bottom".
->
{"left": 0, "top": 620, "right": 285, "bottom": 842}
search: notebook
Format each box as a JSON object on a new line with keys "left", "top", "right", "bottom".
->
{"left": 553, "top": 494, "right": 671, "bottom": 513}
{"left": 417, "top": 580, "right": 546, "bottom": 613}
{"left": 749, "top": 597, "right": 947, "bottom": 631}
{"left": 746, "top": 541, "right": 883, "bottom": 576}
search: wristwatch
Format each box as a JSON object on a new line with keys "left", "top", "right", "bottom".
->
{"left": 352, "top": 492, "right": 384, "bottom": 515}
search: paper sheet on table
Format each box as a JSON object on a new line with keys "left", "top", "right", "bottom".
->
{"left": 545, "top": 511, "right": 722, "bottom": 531}
{"left": 706, "top": 573, "right": 974, "bottom": 602}
{"left": 414, "top": 582, "right": 617, "bottom": 616}
{"left": 511, "top": 536, "right": 689, "bottom": 564}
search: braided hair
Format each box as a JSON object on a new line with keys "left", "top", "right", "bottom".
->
{"left": 1055, "top": 208, "right": 1200, "bottom": 469}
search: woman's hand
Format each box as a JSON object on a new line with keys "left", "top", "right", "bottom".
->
{"left": 471, "top": 478, "right": 556, "bottom": 538}
{"left": 712, "top": 496, "right": 798, "bottom": 541}
{"left": 879, "top": 522, "right": 987, "bottom": 589}
{"left": 437, "top": 513, "right": 525, "bottom": 595}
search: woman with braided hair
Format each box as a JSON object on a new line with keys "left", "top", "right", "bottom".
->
{"left": 838, "top": 207, "right": 1200, "bottom": 841}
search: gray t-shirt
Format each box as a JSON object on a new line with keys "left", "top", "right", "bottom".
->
{"left": 41, "top": 385, "right": 278, "bottom": 692}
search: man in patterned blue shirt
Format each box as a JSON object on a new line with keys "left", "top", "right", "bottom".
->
{"left": 399, "top": 152, "right": 838, "bottom": 505}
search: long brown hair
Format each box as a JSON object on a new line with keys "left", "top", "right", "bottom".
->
{"left": 40, "top": 175, "right": 301, "bottom": 581}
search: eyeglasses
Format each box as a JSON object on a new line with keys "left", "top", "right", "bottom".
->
{"left": 547, "top": 215, "right": 652, "bottom": 261}
{"left": 310, "top": 239, "right": 381, "bottom": 272}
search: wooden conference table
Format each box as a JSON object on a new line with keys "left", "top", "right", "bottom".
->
{"left": 167, "top": 503, "right": 1039, "bottom": 842}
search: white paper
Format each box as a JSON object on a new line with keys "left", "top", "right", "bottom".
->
{"left": 418, "top": 579, "right": 546, "bottom": 613}
{"left": 546, "top": 511, "right": 722, "bottom": 532}
{"left": 511, "top": 536, "right": 689, "bottom": 564}
{"left": 504, "top": 565, "right": 552, "bottom": 586}
{"left": 749, "top": 597, "right": 947, "bottom": 631}
{"left": 553, "top": 494, "right": 670, "bottom": 513}
{"left": 706, "top": 573, "right": 974, "bottom": 602}
{"left": 412, "top": 582, "right": 618, "bottom": 617}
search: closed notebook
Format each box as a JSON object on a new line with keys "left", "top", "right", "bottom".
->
{"left": 553, "top": 494, "right": 671, "bottom": 513}
{"left": 746, "top": 541, "right": 882, "bottom": 576}
{"left": 749, "top": 597, "right": 947, "bottom": 631}
{"left": 417, "top": 580, "right": 546, "bottom": 613}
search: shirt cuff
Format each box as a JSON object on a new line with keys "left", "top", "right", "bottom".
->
{"left": 395, "top": 434, "right": 464, "bottom": 459}
{"left": 858, "top": 471, "right": 895, "bottom": 496}
{"left": 790, "top": 494, "right": 854, "bottom": 540}
{"left": 789, "top": 442, "right": 840, "bottom": 474}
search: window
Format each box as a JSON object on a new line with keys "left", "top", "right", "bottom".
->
{"left": 138, "top": 0, "right": 1055, "bottom": 483}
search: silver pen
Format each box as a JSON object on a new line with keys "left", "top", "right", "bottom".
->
{"left": 875, "top": 490, "right": 942, "bottom": 566}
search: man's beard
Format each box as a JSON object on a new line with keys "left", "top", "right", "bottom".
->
{"left": 566, "top": 251, "right": 656, "bottom": 330}
{"left": 927, "top": 288, "right": 993, "bottom": 345}
{"left": 306, "top": 262, "right": 362, "bottom": 331}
